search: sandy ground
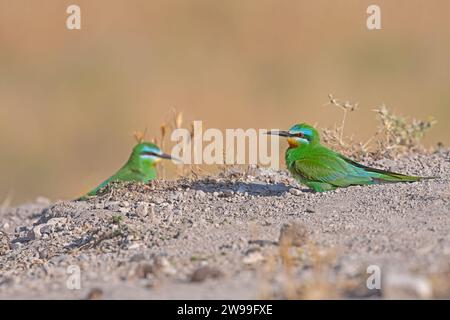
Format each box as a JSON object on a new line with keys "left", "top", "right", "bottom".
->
{"left": 0, "top": 149, "right": 449, "bottom": 299}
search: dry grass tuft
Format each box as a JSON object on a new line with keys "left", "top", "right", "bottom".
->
{"left": 373, "top": 104, "right": 436, "bottom": 157}
{"left": 133, "top": 128, "right": 148, "bottom": 144}
{"left": 257, "top": 222, "right": 360, "bottom": 299}
{"left": 322, "top": 94, "right": 436, "bottom": 160}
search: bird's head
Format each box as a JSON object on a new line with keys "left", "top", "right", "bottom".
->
{"left": 267, "top": 123, "right": 320, "bottom": 148}
{"left": 131, "top": 142, "right": 179, "bottom": 165}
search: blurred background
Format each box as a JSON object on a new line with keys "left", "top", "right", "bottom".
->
{"left": 1, "top": 0, "right": 449, "bottom": 204}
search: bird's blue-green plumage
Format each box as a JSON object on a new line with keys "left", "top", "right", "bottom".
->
{"left": 272, "top": 123, "right": 428, "bottom": 192}
{"left": 79, "top": 142, "right": 172, "bottom": 199}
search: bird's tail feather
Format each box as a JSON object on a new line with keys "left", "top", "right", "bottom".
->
{"left": 367, "top": 168, "right": 436, "bottom": 183}
{"left": 340, "top": 155, "right": 436, "bottom": 183}
{"left": 371, "top": 171, "right": 420, "bottom": 183}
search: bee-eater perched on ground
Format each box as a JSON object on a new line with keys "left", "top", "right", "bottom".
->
{"left": 79, "top": 142, "right": 177, "bottom": 199}
{"left": 267, "top": 124, "right": 431, "bottom": 192}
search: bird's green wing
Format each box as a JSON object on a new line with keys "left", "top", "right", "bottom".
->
{"left": 85, "top": 166, "right": 144, "bottom": 197}
{"left": 293, "top": 154, "right": 373, "bottom": 187}
{"left": 336, "top": 154, "right": 422, "bottom": 182}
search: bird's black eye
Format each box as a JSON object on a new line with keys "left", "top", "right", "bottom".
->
{"left": 296, "top": 132, "right": 304, "bottom": 138}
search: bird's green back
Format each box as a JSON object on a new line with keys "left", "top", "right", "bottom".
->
{"left": 82, "top": 142, "right": 161, "bottom": 198}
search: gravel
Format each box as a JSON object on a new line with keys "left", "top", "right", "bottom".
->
{"left": 0, "top": 149, "right": 449, "bottom": 299}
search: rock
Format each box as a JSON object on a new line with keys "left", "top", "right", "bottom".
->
{"left": 384, "top": 272, "right": 433, "bottom": 299}
{"left": 279, "top": 222, "right": 308, "bottom": 247}
{"left": 46, "top": 218, "right": 67, "bottom": 226}
{"left": 128, "top": 242, "right": 142, "bottom": 250}
{"left": 38, "top": 249, "right": 48, "bottom": 259}
{"left": 190, "top": 266, "right": 224, "bottom": 282}
{"left": 135, "top": 263, "right": 154, "bottom": 279}
{"left": 119, "top": 207, "right": 130, "bottom": 214}
{"left": 106, "top": 202, "right": 120, "bottom": 211}
{"left": 135, "top": 203, "right": 149, "bottom": 217}
{"left": 129, "top": 253, "right": 146, "bottom": 262}
{"left": 148, "top": 205, "right": 160, "bottom": 224}
{"left": 10, "top": 242, "right": 23, "bottom": 250}
{"left": 196, "top": 190, "right": 206, "bottom": 198}
{"left": 40, "top": 225, "right": 53, "bottom": 235}
{"left": 169, "top": 193, "right": 183, "bottom": 202}
{"left": 236, "top": 186, "right": 246, "bottom": 194}
{"left": 94, "top": 203, "right": 104, "bottom": 209}
{"left": 15, "top": 226, "right": 28, "bottom": 234}
{"left": 153, "top": 256, "right": 177, "bottom": 276}
{"left": 289, "top": 188, "right": 302, "bottom": 196}
{"left": 0, "top": 231, "right": 10, "bottom": 255}
{"left": 243, "top": 250, "right": 264, "bottom": 265}
{"left": 221, "top": 190, "right": 234, "bottom": 198}
{"left": 27, "top": 226, "right": 43, "bottom": 240}
{"left": 152, "top": 197, "right": 165, "bottom": 205}
{"left": 49, "top": 254, "right": 68, "bottom": 264}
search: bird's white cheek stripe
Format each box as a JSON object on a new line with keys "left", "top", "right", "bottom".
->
{"left": 299, "top": 138, "right": 309, "bottom": 144}
{"left": 140, "top": 155, "right": 159, "bottom": 162}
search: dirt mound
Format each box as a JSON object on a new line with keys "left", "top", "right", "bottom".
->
{"left": 0, "top": 150, "right": 449, "bottom": 299}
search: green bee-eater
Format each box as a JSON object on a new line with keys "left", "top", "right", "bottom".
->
{"left": 79, "top": 142, "right": 177, "bottom": 199}
{"left": 267, "top": 124, "right": 430, "bottom": 192}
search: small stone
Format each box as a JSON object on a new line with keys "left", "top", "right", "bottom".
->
{"left": 135, "top": 263, "right": 154, "bottom": 279}
{"left": 169, "top": 193, "right": 183, "bottom": 202}
{"left": 384, "top": 272, "right": 433, "bottom": 299}
{"left": 128, "top": 242, "right": 142, "bottom": 250}
{"left": 135, "top": 203, "right": 149, "bottom": 217}
{"left": 190, "top": 266, "right": 224, "bottom": 282}
{"left": 148, "top": 206, "right": 160, "bottom": 224}
{"left": 153, "top": 257, "right": 176, "bottom": 276}
{"left": 243, "top": 250, "right": 264, "bottom": 265}
{"left": 152, "top": 197, "right": 165, "bottom": 205}
{"left": 236, "top": 186, "right": 246, "bottom": 194}
{"left": 46, "top": 218, "right": 67, "bottom": 226}
{"left": 94, "top": 203, "right": 104, "bottom": 209}
{"left": 38, "top": 249, "right": 48, "bottom": 259}
{"left": 27, "top": 226, "right": 42, "bottom": 240}
{"left": 40, "top": 225, "right": 53, "bottom": 235}
{"left": 289, "top": 188, "right": 302, "bottom": 196}
{"left": 49, "top": 254, "right": 68, "bottom": 264}
{"left": 213, "top": 192, "right": 219, "bottom": 197}
{"left": 15, "top": 226, "right": 28, "bottom": 234}
{"left": 196, "top": 190, "right": 206, "bottom": 198}
{"left": 129, "top": 253, "right": 146, "bottom": 262}
{"left": 119, "top": 207, "right": 130, "bottom": 214}
{"left": 10, "top": 242, "right": 23, "bottom": 250}
{"left": 222, "top": 190, "right": 234, "bottom": 198}
{"left": 0, "top": 231, "right": 10, "bottom": 255}
{"left": 106, "top": 202, "right": 120, "bottom": 211}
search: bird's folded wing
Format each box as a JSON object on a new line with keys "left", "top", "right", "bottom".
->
{"left": 294, "top": 155, "right": 372, "bottom": 187}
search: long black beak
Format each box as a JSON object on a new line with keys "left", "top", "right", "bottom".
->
{"left": 265, "top": 130, "right": 291, "bottom": 137}
{"left": 158, "top": 153, "right": 183, "bottom": 164}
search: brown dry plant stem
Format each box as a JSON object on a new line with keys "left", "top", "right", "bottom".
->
{"left": 322, "top": 94, "right": 436, "bottom": 160}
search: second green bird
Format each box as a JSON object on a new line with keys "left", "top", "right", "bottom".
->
{"left": 79, "top": 142, "right": 176, "bottom": 199}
